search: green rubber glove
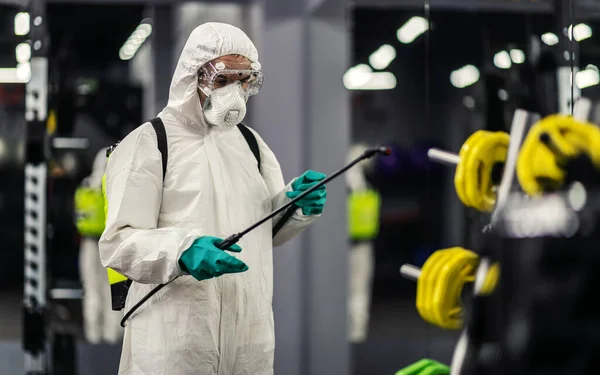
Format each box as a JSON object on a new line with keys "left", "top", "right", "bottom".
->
{"left": 178, "top": 236, "right": 248, "bottom": 281}
{"left": 286, "top": 170, "right": 327, "bottom": 216}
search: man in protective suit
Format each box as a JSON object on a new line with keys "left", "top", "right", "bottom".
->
{"left": 99, "top": 22, "right": 327, "bottom": 375}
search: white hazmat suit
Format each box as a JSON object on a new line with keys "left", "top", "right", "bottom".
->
{"left": 99, "top": 22, "right": 317, "bottom": 375}
{"left": 79, "top": 149, "right": 123, "bottom": 344}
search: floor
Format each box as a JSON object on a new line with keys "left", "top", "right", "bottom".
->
{"left": 0, "top": 290, "right": 122, "bottom": 375}
{"left": 0, "top": 289, "right": 459, "bottom": 375}
{"left": 353, "top": 291, "right": 459, "bottom": 375}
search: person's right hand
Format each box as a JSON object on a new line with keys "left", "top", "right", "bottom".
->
{"left": 178, "top": 236, "right": 248, "bottom": 281}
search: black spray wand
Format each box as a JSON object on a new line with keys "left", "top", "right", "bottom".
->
{"left": 218, "top": 145, "right": 391, "bottom": 249}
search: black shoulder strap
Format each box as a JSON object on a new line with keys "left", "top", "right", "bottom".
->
{"left": 237, "top": 123, "right": 261, "bottom": 173}
{"left": 114, "top": 118, "right": 168, "bottom": 300}
{"left": 150, "top": 117, "right": 168, "bottom": 182}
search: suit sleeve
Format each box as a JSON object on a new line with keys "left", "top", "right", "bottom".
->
{"left": 98, "top": 123, "right": 203, "bottom": 284}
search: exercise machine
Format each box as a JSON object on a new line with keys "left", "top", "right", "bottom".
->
{"left": 22, "top": 0, "right": 91, "bottom": 373}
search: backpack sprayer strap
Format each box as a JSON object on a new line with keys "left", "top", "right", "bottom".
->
{"left": 109, "top": 118, "right": 168, "bottom": 311}
{"left": 150, "top": 117, "right": 169, "bottom": 181}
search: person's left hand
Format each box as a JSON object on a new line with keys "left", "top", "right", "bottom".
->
{"left": 286, "top": 170, "right": 327, "bottom": 216}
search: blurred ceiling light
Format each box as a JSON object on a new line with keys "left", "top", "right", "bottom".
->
{"left": 14, "top": 12, "right": 30, "bottom": 36}
{"left": 397, "top": 16, "right": 429, "bottom": 44}
{"left": 119, "top": 19, "right": 153, "bottom": 61}
{"left": 343, "top": 64, "right": 372, "bottom": 88}
{"left": 0, "top": 68, "right": 20, "bottom": 83}
{"left": 356, "top": 72, "right": 397, "bottom": 90}
{"left": 568, "top": 23, "right": 592, "bottom": 42}
{"left": 510, "top": 49, "right": 525, "bottom": 64}
{"left": 369, "top": 44, "right": 396, "bottom": 70}
{"left": 16, "top": 62, "right": 31, "bottom": 82}
{"left": 575, "top": 67, "right": 600, "bottom": 89}
{"left": 494, "top": 51, "right": 512, "bottom": 69}
{"left": 0, "top": 66, "right": 29, "bottom": 83}
{"left": 136, "top": 22, "right": 152, "bottom": 38}
{"left": 15, "top": 43, "right": 31, "bottom": 63}
{"left": 450, "top": 65, "right": 480, "bottom": 88}
{"left": 343, "top": 65, "right": 396, "bottom": 90}
{"left": 124, "top": 44, "right": 136, "bottom": 54}
{"left": 541, "top": 32, "right": 559, "bottom": 46}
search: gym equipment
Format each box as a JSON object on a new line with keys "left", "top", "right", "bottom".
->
{"left": 396, "top": 358, "right": 450, "bottom": 375}
{"left": 23, "top": 1, "right": 50, "bottom": 372}
{"left": 516, "top": 114, "right": 600, "bottom": 195}
{"left": 119, "top": 146, "right": 391, "bottom": 327}
{"left": 401, "top": 110, "right": 532, "bottom": 336}
{"left": 463, "top": 182, "right": 600, "bottom": 375}
{"left": 74, "top": 185, "right": 105, "bottom": 237}
{"left": 400, "top": 248, "right": 499, "bottom": 330}
{"left": 21, "top": 2, "right": 108, "bottom": 373}
{"left": 428, "top": 130, "right": 510, "bottom": 212}
{"left": 445, "top": 110, "right": 539, "bottom": 375}
{"left": 348, "top": 189, "right": 381, "bottom": 241}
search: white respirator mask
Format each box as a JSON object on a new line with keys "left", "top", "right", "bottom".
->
{"left": 197, "top": 59, "right": 263, "bottom": 128}
{"left": 202, "top": 82, "right": 248, "bottom": 128}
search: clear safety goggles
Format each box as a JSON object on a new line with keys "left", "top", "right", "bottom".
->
{"left": 197, "top": 60, "right": 264, "bottom": 98}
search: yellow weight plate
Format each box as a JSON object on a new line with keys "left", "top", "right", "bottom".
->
{"left": 478, "top": 132, "right": 509, "bottom": 211}
{"left": 419, "top": 249, "right": 463, "bottom": 327}
{"left": 416, "top": 250, "right": 440, "bottom": 323}
{"left": 417, "top": 248, "right": 478, "bottom": 329}
{"left": 431, "top": 251, "right": 474, "bottom": 329}
{"left": 517, "top": 115, "right": 600, "bottom": 195}
{"left": 454, "top": 131, "right": 487, "bottom": 209}
{"left": 585, "top": 122, "right": 600, "bottom": 164}
{"left": 568, "top": 120, "right": 600, "bottom": 165}
{"left": 417, "top": 250, "right": 454, "bottom": 326}
{"left": 429, "top": 248, "right": 478, "bottom": 329}
{"left": 425, "top": 248, "right": 462, "bottom": 328}
{"left": 463, "top": 131, "right": 509, "bottom": 212}
{"left": 544, "top": 126, "right": 580, "bottom": 158}
{"left": 479, "top": 262, "right": 500, "bottom": 296}
{"left": 459, "top": 135, "right": 480, "bottom": 209}
{"left": 462, "top": 133, "right": 487, "bottom": 209}
{"left": 517, "top": 122, "right": 555, "bottom": 195}
{"left": 424, "top": 249, "right": 463, "bottom": 327}
{"left": 518, "top": 116, "right": 567, "bottom": 195}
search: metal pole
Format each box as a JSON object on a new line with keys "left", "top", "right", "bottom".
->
{"left": 555, "top": 0, "right": 580, "bottom": 115}
{"left": 399, "top": 264, "right": 421, "bottom": 281}
{"left": 573, "top": 97, "right": 592, "bottom": 122}
{"left": 427, "top": 148, "right": 460, "bottom": 166}
{"left": 23, "top": 0, "right": 49, "bottom": 373}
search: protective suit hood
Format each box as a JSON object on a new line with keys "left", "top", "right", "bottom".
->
{"left": 160, "top": 22, "right": 261, "bottom": 128}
